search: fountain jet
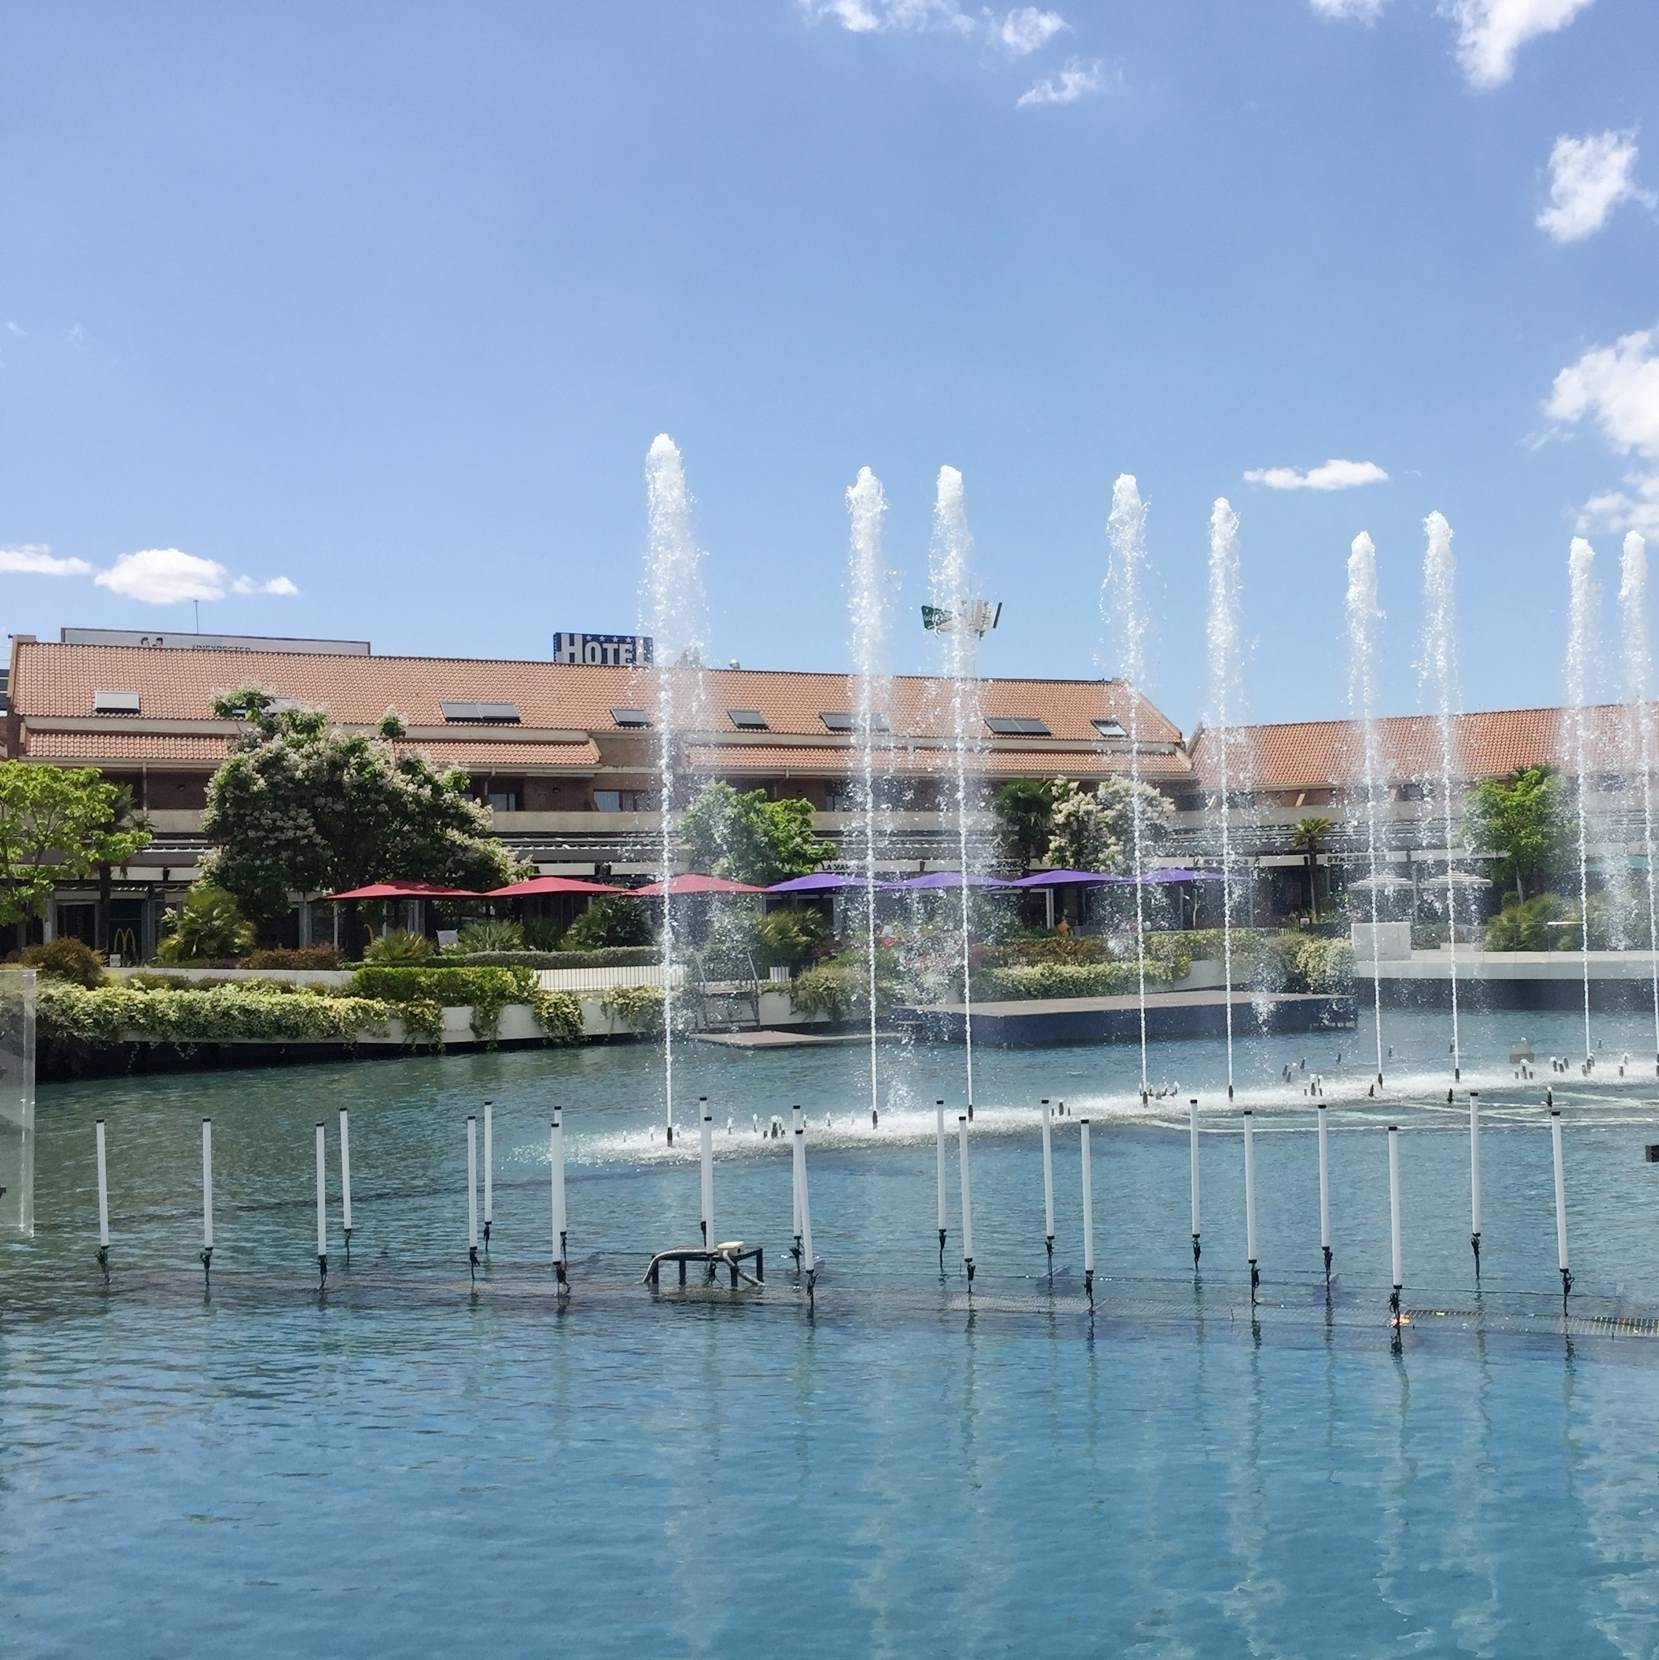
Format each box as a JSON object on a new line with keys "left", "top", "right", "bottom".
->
{"left": 1346, "top": 532, "right": 1387, "bottom": 1086}
{"left": 928, "top": 466, "right": 985, "bottom": 1111}
{"left": 1106, "top": 476, "right": 1153, "bottom": 1098}
{"left": 1565, "top": 538, "right": 1599, "bottom": 1066}
{"left": 643, "top": 435, "right": 710, "bottom": 1144}
{"left": 1619, "top": 533, "right": 1659, "bottom": 1073}
{"left": 1419, "top": 511, "right": 1464, "bottom": 1082}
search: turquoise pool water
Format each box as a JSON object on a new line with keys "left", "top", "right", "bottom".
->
{"left": 6, "top": 1009, "right": 1659, "bottom": 1656}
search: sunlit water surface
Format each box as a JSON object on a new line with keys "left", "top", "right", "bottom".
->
{"left": 7, "top": 1008, "right": 1659, "bottom": 1657}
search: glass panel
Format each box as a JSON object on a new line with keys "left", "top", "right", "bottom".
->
{"left": 0, "top": 967, "right": 36, "bottom": 1236}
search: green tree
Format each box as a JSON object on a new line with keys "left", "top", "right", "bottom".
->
{"left": 1465, "top": 766, "right": 1570, "bottom": 900}
{"left": 1290, "top": 816, "right": 1334, "bottom": 921}
{"left": 156, "top": 883, "right": 257, "bottom": 964}
{"left": 199, "top": 688, "right": 522, "bottom": 947}
{"left": 677, "top": 782, "right": 832, "bottom": 886}
{"left": 1045, "top": 775, "right": 1173, "bottom": 873}
{"left": 992, "top": 778, "right": 1057, "bottom": 872}
{"left": 94, "top": 783, "right": 151, "bottom": 955}
{"left": 0, "top": 762, "right": 152, "bottom": 950}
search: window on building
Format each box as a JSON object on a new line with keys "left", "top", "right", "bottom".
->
{"left": 728, "top": 709, "right": 768, "bottom": 730}
{"left": 1092, "top": 718, "right": 1127, "bottom": 738}
{"left": 610, "top": 707, "right": 651, "bottom": 728}
{"left": 985, "top": 716, "right": 1051, "bottom": 736}
{"left": 593, "top": 788, "right": 659, "bottom": 812}
{"left": 819, "top": 711, "right": 889, "bottom": 733}
{"left": 93, "top": 690, "right": 142, "bottom": 714}
{"left": 472, "top": 779, "right": 523, "bottom": 812}
{"left": 440, "top": 700, "right": 521, "bottom": 724}
{"left": 824, "top": 782, "right": 858, "bottom": 811}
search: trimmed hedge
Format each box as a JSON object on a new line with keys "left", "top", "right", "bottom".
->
{"left": 347, "top": 965, "right": 581, "bottom": 1045}
{"left": 38, "top": 981, "right": 402, "bottom": 1047}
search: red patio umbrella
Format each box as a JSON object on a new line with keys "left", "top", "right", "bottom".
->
{"left": 631, "top": 873, "right": 767, "bottom": 897}
{"left": 326, "top": 882, "right": 490, "bottom": 900}
{"left": 487, "top": 876, "right": 627, "bottom": 898}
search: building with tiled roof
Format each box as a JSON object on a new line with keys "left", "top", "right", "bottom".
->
{"left": 8, "top": 629, "right": 1652, "bottom": 955}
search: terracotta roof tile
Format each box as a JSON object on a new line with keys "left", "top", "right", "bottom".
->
{"left": 1190, "top": 705, "right": 1645, "bottom": 792}
{"left": 687, "top": 743, "right": 1193, "bottom": 778}
{"left": 10, "top": 641, "right": 1180, "bottom": 745}
{"left": 21, "top": 728, "right": 598, "bottom": 771}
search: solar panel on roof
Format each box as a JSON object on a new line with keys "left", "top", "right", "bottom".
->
{"left": 820, "top": 711, "right": 889, "bottom": 733}
{"left": 93, "top": 690, "right": 141, "bottom": 714}
{"left": 611, "top": 707, "right": 651, "bottom": 728}
{"left": 985, "top": 716, "right": 1050, "bottom": 736}
{"left": 729, "top": 709, "right": 768, "bottom": 730}
{"left": 440, "top": 700, "right": 520, "bottom": 723}
{"left": 1092, "top": 718, "right": 1127, "bottom": 738}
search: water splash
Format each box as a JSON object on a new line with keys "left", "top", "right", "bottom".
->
{"left": 847, "top": 466, "right": 892, "bottom": 1125}
{"left": 1204, "top": 498, "right": 1247, "bottom": 1098}
{"left": 929, "top": 465, "right": 984, "bottom": 1110}
{"left": 1619, "top": 531, "right": 1659, "bottom": 1072}
{"left": 1566, "top": 537, "right": 1599, "bottom": 1064}
{"left": 1106, "top": 475, "right": 1153, "bottom": 1097}
{"left": 1346, "top": 531, "right": 1388, "bottom": 1085}
{"left": 1419, "top": 511, "right": 1463, "bottom": 1081}
{"left": 643, "top": 435, "right": 710, "bottom": 1142}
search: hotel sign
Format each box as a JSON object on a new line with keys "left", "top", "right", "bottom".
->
{"left": 553, "top": 631, "right": 653, "bottom": 666}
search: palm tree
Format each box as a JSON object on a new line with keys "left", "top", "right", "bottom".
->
{"left": 992, "top": 778, "right": 1057, "bottom": 873}
{"left": 1291, "top": 816, "right": 1334, "bottom": 922}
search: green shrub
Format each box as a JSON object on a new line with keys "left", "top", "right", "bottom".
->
{"left": 561, "top": 896, "right": 654, "bottom": 950}
{"left": 599, "top": 983, "right": 667, "bottom": 1035}
{"left": 347, "top": 963, "right": 579, "bottom": 1046}
{"left": 362, "top": 929, "right": 435, "bottom": 964}
{"left": 1485, "top": 893, "right": 1572, "bottom": 952}
{"left": 973, "top": 962, "right": 1144, "bottom": 1000}
{"left": 789, "top": 961, "right": 868, "bottom": 1021}
{"left": 37, "top": 981, "right": 401, "bottom": 1048}
{"left": 20, "top": 937, "right": 107, "bottom": 987}
{"left": 156, "top": 884, "right": 255, "bottom": 964}
{"left": 521, "top": 916, "right": 566, "bottom": 952}
{"left": 452, "top": 919, "right": 524, "bottom": 953}
{"left": 244, "top": 945, "right": 341, "bottom": 970}
{"left": 753, "top": 907, "right": 825, "bottom": 968}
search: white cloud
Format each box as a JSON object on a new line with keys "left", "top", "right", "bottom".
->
{"left": 800, "top": 0, "right": 976, "bottom": 33}
{"left": 991, "top": 7, "right": 1067, "bottom": 55}
{"left": 232, "top": 574, "right": 301, "bottom": 597}
{"left": 1442, "top": 0, "right": 1594, "bottom": 90}
{"left": 1577, "top": 472, "right": 1659, "bottom": 539}
{"left": 5, "top": 321, "right": 25, "bottom": 337}
{"left": 1311, "top": 0, "right": 1389, "bottom": 21}
{"left": 0, "top": 544, "right": 92, "bottom": 577}
{"left": 1537, "top": 130, "right": 1652, "bottom": 243}
{"left": 1015, "top": 56, "right": 1107, "bottom": 107}
{"left": 1242, "top": 458, "right": 1390, "bottom": 491}
{"left": 1545, "top": 327, "right": 1659, "bottom": 458}
{"left": 94, "top": 548, "right": 229, "bottom": 604}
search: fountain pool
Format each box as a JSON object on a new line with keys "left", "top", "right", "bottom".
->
{"left": 8, "top": 1008, "right": 1659, "bottom": 1654}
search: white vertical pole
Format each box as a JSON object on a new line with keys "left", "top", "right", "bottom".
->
{"left": 1387, "top": 1124, "right": 1403, "bottom": 1322}
{"left": 799, "top": 1119, "right": 815, "bottom": 1291}
{"left": 957, "top": 1114, "right": 975, "bottom": 1286}
{"left": 549, "top": 1108, "right": 568, "bottom": 1287}
{"left": 314, "top": 1121, "right": 328, "bottom": 1281}
{"left": 1188, "top": 1097, "right": 1201, "bottom": 1266}
{"left": 482, "top": 1099, "right": 494, "bottom": 1246}
{"left": 466, "top": 1116, "right": 479, "bottom": 1271}
{"left": 1080, "top": 1117, "right": 1095, "bottom": 1304}
{"left": 1468, "top": 1090, "right": 1483, "bottom": 1275}
{"left": 338, "top": 1107, "right": 353, "bottom": 1244}
{"left": 201, "top": 1118, "right": 214, "bottom": 1252}
{"left": 1316, "top": 1101, "right": 1331, "bottom": 1280}
{"left": 935, "top": 1100, "right": 948, "bottom": 1264}
{"left": 94, "top": 1119, "right": 110, "bottom": 1249}
{"left": 699, "top": 1098, "right": 714, "bottom": 1251}
{"left": 1242, "top": 1107, "right": 1259, "bottom": 1299}
{"left": 1550, "top": 1108, "right": 1571, "bottom": 1298}
{"left": 790, "top": 1104, "right": 803, "bottom": 1258}
{"left": 1040, "top": 1098, "right": 1055, "bottom": 1264}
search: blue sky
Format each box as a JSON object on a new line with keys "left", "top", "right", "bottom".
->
{"left": 3, "top": 0, "right": 1656, "bottom": 732}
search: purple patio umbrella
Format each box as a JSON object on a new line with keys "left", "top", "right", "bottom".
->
{"left": 896, "top": 871, "right": 1010, "bottom": 890}
{"left": 767, "top": 872, "right": 890, "bottom": 893}
{"left": 1006, "top": 869, "right": 1129, "bottom": 887}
